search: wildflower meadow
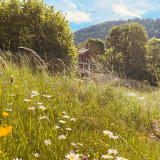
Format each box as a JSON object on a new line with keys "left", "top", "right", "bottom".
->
{"left": 0, "top": 62, "right": 160, "bottom": 160}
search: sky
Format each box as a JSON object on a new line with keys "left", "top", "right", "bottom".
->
{"left": 44, "top": 0, "right": 160, "bottom": 31}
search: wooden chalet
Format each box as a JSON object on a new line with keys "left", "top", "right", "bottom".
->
{"left": 77, "top": 49, "right": 94, "bottom": 71}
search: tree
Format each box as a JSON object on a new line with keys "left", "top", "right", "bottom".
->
{"left": 0, "top": 0, "right": 22, "bottom": 50}
{"left": 77, "top": 41, "right": 86, "bottom": 50}
{"left": 0, "top": 0, "right": 77, "bottom": 66}
{"left": 106, "top": 22, "right": 148, "bottom": 80}
{"left": 85, "top": 38, "right": 105, "bottom": 56}
{"left": 146, "top": 38, "right": 160, "bottom": 82}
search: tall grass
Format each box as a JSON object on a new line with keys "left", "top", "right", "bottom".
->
{"left": 0, "top": 60, "right": 160, "bottom": 160}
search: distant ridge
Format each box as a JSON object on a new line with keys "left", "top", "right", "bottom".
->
{"left": 74, "top": 18, "right": 160, "bottom": 44}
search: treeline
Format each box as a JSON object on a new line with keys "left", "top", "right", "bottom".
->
{"left": 77, "top": 22, "right": 160, "bottom": 85}
{"left": 74, "top": 18, "right": 160, "bottom": 45}
{"left": 0, "top": 0, "right": 77, "bottom": 66}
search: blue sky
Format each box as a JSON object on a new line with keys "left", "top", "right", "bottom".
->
{"left": 44, "top": 0, "right": 160, "bottom": 31}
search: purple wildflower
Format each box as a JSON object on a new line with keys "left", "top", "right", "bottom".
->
{"left": 69, "top": 150, "right": 74, "bottom": 154}
{"left": 83, "top": 155, "right": 87, "bottom": 160}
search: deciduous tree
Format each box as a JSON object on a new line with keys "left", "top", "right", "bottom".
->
{"left": 106, "top": 22, "right": 148, "bottom": 80}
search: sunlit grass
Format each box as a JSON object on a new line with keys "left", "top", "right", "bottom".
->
{"left": 0, "top": 63, "right": 160, "bottom": 160}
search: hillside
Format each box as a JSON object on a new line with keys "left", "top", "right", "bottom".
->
{"left": 0, "top": 52, "right": 160, "bottom": 159}
{"left": 74, "top": 18, "right": 160, "bottom": 44}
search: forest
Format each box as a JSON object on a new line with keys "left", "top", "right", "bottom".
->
{"left": 74, "top": 18, "right": 160, "bottom": 44}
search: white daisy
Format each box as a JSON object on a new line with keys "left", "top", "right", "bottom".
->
{"left": 108, "top": 149, "right": 118, "bottom": 155}
{"left": 28, "top": 107, "right": 35, "bottom": 110}
{"left": 13, "top": 158, "right": 22, "bottom": 160}
{"left": 10, "top": 94, "right": 15, "bottom": 96}
{"left": 77, "top": 143, "right": 83, "bottom": 146}
{"left": 44, "top": 140, "right": 51, "bottom": 146}
{"left": 32, "top": 90, "right": 39, "bottom": 94}
{"left": 102, "top": 154, "right": 113, "bottom": 159}
{"left": 39, "top": 116, "right": 47, "bottom": 120}
{"left": 65, "top": 153, "right": 80, "bottom": 160}
{"left": 55, "top": 125, "right": 60, "bottom": 129}
{"left": 62, "top": 111, "right": 66, "bottom": 114}
{"left": 59, "top": 120, "right": 66, "bottom": 123}
{"left": 24, "top": 99, "right": 30, "bottom": 102}
{"left": 33, "top": 153, "right": 40, "bottom": 157}
{"left": 109, "top": 135, "right": 119, "bottom": 140}
{"left": 37, "top": 102, "right": 43, "bottom": 105}
{"left": 63, "top": 115, "right": 70, "bottom": 119}
{"left": 58, "top": 135, "right": 66, "bottom": 140}
{"left": 71, "top": 118, "right": 76, "bottom": 121}
{"left": 66, "top": 128, "right": 72, "bottom": 131}
{"left": 31, "top": 90, "right": 40, "bottom": 97}
{"left": 71, "top": 142, "right": 76, "bottom": 146}
{"left": 103, "top": 130, "right": 113, "bottom": 136}
{"left": 6, "top": 108, "right": 12, "bottom": 112}
{"left": 38, "top": 106, "right": 46, "bottom": 110}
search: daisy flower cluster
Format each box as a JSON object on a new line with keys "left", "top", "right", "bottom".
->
{"left": 101, "top": 130, "right": 127, "bottom": 159}
{"left": 103, "top": 130, "right": 119, "bottom": 140}
{"left": 2, "top": 84, "right": 130, "bottom": 160}
{"left": 102, "top": 149, "right": 127, "bottom": 159}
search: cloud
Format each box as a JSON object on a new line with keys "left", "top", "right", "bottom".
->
{"left": 134, "top": 9, "right": 146, "bottom": 15}
{"left": 78, "top": 4, "right": 86, "bottom": 11}
{"left": 54, "top": 0, "right": 92, "bottom": 24}
{"left": 65, "top": 10, "right": 92, "bottom": 24}
{"left": 134, "top": 1, "right": 153, "bottom": 8}
{"left": 112, "top": 4, "right": 143, "bottom": 18}
{"left": 67, "top": 2, "right": 77, "bottom": 10}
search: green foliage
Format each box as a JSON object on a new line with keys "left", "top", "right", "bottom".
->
{"left": 0, "top": 0, "right": 77, "bottom": 66}
{"left": 146, "top": 38, "right": 160, "bottom": 82}
{"left": 106, "top": 22, "right": 149, "bottom": 81}
{"left": 0, "top": 0, "right": 22, "bottom": 50}
{"left": 77, "top": 41, "right": 86, "bottom": 50}
{"left": 86, "top": 38, "right": 105, "bottom": 56}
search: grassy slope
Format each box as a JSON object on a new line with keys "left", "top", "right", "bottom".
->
{"left": 0, "top": 62, "right": 160, "bottom": 160}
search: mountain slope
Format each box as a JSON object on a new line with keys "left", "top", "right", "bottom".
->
{"left": 74, "top": 18, "right": 160, "bottom": 44}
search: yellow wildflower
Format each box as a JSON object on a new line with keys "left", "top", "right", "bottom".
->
{"left": 2, "top": 112, "right": 9, "bottom": 116}
{"left": 0, "top": 126, "right": 13, "bottom": 137}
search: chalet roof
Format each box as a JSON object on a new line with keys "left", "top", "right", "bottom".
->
{"left": 77, "top": 49, "right": 90, "bottom": 55}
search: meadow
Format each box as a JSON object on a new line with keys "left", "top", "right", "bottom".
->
{"left": 0, "top": 61, "right": 160, "bottom": 160}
